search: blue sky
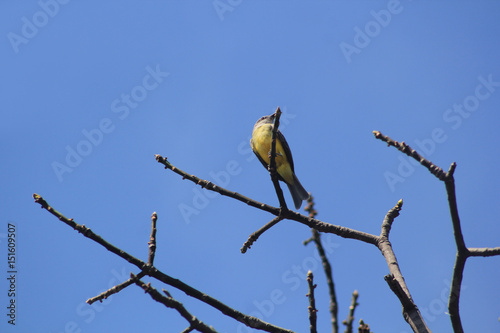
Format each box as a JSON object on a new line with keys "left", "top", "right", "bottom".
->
{"left": 1, "top": 1, "right": 499, "bottom": 332}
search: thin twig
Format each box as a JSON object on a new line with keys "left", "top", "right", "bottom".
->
{"left": 131, "top": 274, "right": 218, "bottom": 333}
{"left": 148, "top": 212, "right": 158, "bottom": 265}
{"left": 306, "top": 271, "right": 318, "bottom": 333}
{"left": 33, "top": 194, "right": 149, "bottom": 269}
{"left": 86, "top": 272, "right": 146, "bottom": 304}
{"left": 32, "top": 194, "right": 295, "bottom": 333}
{"left": 304, "top": 196, "right": 338, "bottom": 333}
{"left": 373, "top": 130, "right": 447, "bottom": 180}
{"left": 342, "top": 290, "right": 358, "bottom": 333}
{"left": 155, "top": 154, "right": 279, "bottom": 216}
{"left": 241, "top": 216, "right": 284, "bottom": 253}
{"left": 379, "top": 198, "right": 403, "bottom": 238}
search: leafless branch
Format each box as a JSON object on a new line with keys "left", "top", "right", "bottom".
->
{"left": 372, "top": 131, "right": 447, "bottom": 180}
{"left": 148, "top": 212, "right": 158, "bottom": 265}
{"left": 87, "top": 272, "right": 146, "bottom": 304}
{"left": 374, "top": 131, "right": 500, "bottom": 333}
{"left": 342, "top": 290, "right": 358, "bottom": 333}
{"left": 32, "top": 194, "right": 296, "bottom": 333}
{"left": 131, "top": 274, "right": 217, "bottom": 333}
{"left": 155, "top": 154, "right": 279, "bottom": 215}
{"left": 468, "top": 247, "right": 500, "bottom": 257}
{"left": 377, "top": 200, "right": 431, "bottom": 332}
{"left": 241, "top": 216, "right": 284, "bottom": 253}
{"left": 304, "top": 196, "right": 338, "bottom": 333}
{"left": 306, "top": 271, "right": 318, "bottom": 333}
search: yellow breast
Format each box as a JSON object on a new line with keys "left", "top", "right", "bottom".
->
{"left": 251, "top": 125, "right": 294, "bottom": 185}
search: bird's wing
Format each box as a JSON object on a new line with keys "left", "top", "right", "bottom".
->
{"left": 277, "top": 129, "right": 295, "bottom": 172}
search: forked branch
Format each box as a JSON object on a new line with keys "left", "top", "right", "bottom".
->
{"left": 374, "top": 130, "right": 500, "bottom": 333}
{"left": 32, "top": 194, "right": 295, "bottom": 333}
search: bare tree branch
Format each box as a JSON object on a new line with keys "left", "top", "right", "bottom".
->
{"left": 131, "top": 274, "right": 218, "bottom": 333}
{"left": 448, "top": 251, "right": 467, "bottom": 333}
{"left": 342, "top": 290, "right": 358, "bottom": 333}
{"left": 33, "top": 194, "right": 149, "bottom": 269}
{"left": 87, "top": 272, "right": 146, "bottom": 304}
{"left": 306, "top": 271, "right": 318, "bottom": 333}
{"left": 378, "top": 200, "right": 431, "bottom": 332}
{"left": 443, "top": 164, "right": 467, "bottom": 333}
{"left": 468, "top": 247, "right": 500, "bottom": 257}
{"left": 241, "top": 216, "right": 284, "bottom": 253}
{"left": 372, "top": 131, "right": 447, "bottom": 180}
{"left": 148, "top": 212, "right": 158, "bottom": 265}
{"left": 155, "top": 154, "right": 280, "bottom": 216}
{"left": 443, "top": 163, "right": 467, "bottom": 251}
{"left": 373, "top": 131, "right": 500, "bottom": 333}
{"left": 32, "top": 194, "right": 296, "bottom": 333}
{"left": 304, "top": 196, "right": 338, "bottom": 333}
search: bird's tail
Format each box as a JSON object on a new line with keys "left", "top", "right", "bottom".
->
{"left": 287, "top": 174, "right": 310, "bottom": 210}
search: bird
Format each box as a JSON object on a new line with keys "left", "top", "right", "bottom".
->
{"left": 250, "top": 113, "right": 309, "bottom": 209}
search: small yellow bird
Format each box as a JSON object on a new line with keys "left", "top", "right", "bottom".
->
{"left": 250, "top": 113, "right": 309, "bottom": 209}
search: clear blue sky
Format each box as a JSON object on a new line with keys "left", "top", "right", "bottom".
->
{"left": 1, "top": 1, "right": 499, "bottom": 332}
